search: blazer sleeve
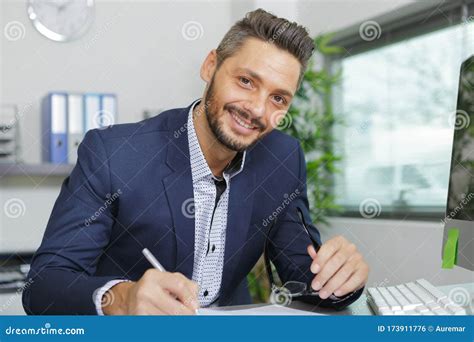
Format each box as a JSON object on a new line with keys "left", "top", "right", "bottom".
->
{"left": 22, "top": 129, "right": 126, "bottom": 315}
{"left": 268, "top": 142, "right": 364, "bottom": 310}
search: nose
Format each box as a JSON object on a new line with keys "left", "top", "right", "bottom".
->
{"left": 243, "top": 93, "right": 266, "bottom": 119}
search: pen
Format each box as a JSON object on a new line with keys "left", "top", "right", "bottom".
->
{"left": 141, "top": 248, "right": 200, "bottom": 314}
{"left": 142, "top": 247, "right": 165, "bottom": 271}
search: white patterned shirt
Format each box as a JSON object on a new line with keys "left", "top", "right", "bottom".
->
{"left": 187, "top": 99, "right": 246, "bottom": 306}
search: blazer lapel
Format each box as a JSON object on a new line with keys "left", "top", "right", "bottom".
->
{"left": 220, "top": 163, "right": 256, "bottom": 301}
{"left": 161, "top": 107, "right": 195, "bottom": 278}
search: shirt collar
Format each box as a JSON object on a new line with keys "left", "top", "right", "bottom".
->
{"left": 187, "top": 99, "right": 246, "bottom": 183}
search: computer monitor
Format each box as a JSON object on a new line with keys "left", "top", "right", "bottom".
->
{"left": 442, "top": 55, "right": 474, "bottom": 271}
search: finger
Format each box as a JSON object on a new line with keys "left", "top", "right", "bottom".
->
{"left": 173, "top": 273, "right": 200, "bottom": 307}
{"left": 311, "top": 236, "right": 345, "bottom": 274}
{"left": 143, "top": 271, "right": 199, "bottom": 311}
{"left": 311, "top": 250, "right": 349, "bottom": 291}
{"left": 317, "top": 257, "right": 358, "bottom": 299}
{"left": 159, "top": 273, "right": 199, "bottom": 311}
{"left": 333, "top": 264, "right": 369, "bottom": 297}
{"left": 307, "top": 245, "right": 317, "bottom": 259}
{"left": 155, "top": 287, "right": 196, "bottom": 315}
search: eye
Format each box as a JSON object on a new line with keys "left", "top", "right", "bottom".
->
{"left": 273, "top": 95, "right": 287, "bottom": 105}
{"left": 239, "top": 77, "right": 252, "bottom": 87}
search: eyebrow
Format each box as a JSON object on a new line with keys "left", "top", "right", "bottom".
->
{"left": 237, "top": 67, "right": 295, "bottom": 99}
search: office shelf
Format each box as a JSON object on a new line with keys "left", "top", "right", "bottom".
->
{"left": 0, "top": 163, "right": 74, "bottom": 178}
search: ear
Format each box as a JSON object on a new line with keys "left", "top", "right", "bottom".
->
{"left": 200, "top": 49, "right": 218, "bottom": 83}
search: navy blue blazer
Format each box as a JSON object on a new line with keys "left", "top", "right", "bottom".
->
{"left": 23, "top": 101, "right": 363, "bottom": 315}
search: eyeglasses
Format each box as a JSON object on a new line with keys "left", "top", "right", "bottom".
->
{"left": 263, "top": 206, "right": 340, "bottom": 305}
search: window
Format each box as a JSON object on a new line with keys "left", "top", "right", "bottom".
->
{"left": 332, "top": 2, "right": 474, "bottom": 218}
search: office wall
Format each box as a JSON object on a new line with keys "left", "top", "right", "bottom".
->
{"left": 1, "top": 0, "right": 234, "bottom": 164}
{"left": 0, "top": 0, "right": 234, "bottom": 252}
{"left": 1, "top": 0, "right": 472, "bottom": 286}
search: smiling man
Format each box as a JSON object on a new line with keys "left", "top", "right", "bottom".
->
{"left": 23, "top": 8, "right": 369, "bottom": 315}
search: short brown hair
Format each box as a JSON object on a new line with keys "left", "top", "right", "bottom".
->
{"left": 216, "top": 8, "right": 314, "bottom": 86}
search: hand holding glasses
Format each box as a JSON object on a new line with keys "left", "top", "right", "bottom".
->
{"left": 264, "top": 206, "right": 342, "bottom": 305}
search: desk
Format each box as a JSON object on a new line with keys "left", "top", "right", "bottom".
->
{"left": 1, "top": 282, "right": 472, "bottom": 315}
{"left": 205, "top": 282, "right": 474, "bottom": 315}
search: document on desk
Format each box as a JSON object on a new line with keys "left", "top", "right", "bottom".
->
{"left": 198, "top": 305, "right": 326, "bottom": 316}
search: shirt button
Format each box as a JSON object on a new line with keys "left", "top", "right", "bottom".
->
{"left": 212, "top": 244, "right": 216, "bottom": 252}
{"left": 203, "top": 290, "right": 209, "bottom": 297}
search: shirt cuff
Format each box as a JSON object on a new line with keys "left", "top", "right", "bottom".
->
{"left": 95, "top": 279, "right": 131, "bottom": 315}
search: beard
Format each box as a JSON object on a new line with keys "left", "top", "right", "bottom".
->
{"left": 203, "top": 75, "right": 267, "bottom": 152}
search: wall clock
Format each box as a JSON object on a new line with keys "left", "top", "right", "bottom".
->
{"left": 27, "top": 0, "right": 95, "bottom": 42}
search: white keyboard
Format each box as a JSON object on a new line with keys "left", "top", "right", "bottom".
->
{"left": 367, "top": 279, "right": 467, "bottom": 315}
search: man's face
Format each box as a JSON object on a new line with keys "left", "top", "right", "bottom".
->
{"left": 202, "top": 37, "right": 301, "bottom": 152}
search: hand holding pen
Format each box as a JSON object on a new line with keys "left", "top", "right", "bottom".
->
{"left": 101, "top": 248, "right": 199, "bottom": 315}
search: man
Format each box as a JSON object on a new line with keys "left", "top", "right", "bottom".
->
{"left": 23, "top": 8, "right": 369, "bottom": 315}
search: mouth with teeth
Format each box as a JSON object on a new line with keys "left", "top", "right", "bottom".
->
{"left": 228, "top": 109, "right": 259, "bottom": 136}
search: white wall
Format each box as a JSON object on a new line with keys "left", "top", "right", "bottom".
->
{"left": 1, "top": 0, "right": 233, "bottom": 164}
